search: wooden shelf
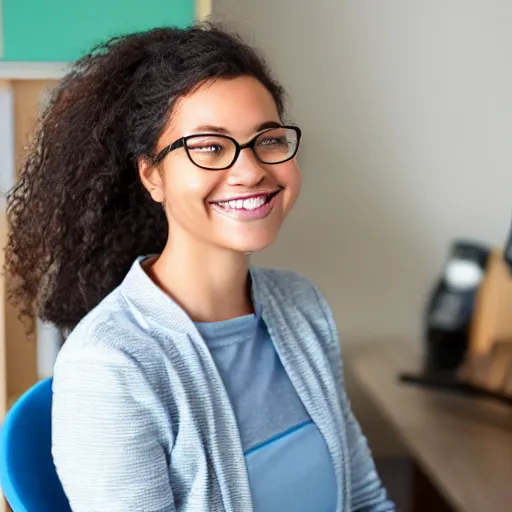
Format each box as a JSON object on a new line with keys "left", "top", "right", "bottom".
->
{"left": 1, "top": 81, "right": 46, "bottom": 423}
{"left": 6, "top": 395, "right": 17, "bottom": 411}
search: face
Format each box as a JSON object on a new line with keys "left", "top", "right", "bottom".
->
{"left": 139, "top": 76, "right": 301, "bottom": 254}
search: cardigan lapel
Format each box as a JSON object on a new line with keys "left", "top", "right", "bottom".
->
{"left": 253, "top": 269, "right": 347, "bottom": 512}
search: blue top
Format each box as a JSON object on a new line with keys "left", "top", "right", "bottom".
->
{"left": 195, "top": 313, "right": 337, "bottom": 511}
{"left": 52, "top": 258, "right": 395, "bottom": 511}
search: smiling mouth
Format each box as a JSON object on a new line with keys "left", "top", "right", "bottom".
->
{"left": 210, "top": 190, "right": 281, "bottom": 212}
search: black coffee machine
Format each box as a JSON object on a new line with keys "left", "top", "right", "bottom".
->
{"left": 400, "top": 219, "right": 512, "bottom": 404}
{"left": 423, "top": 240, "right": 490, "bottom": 375}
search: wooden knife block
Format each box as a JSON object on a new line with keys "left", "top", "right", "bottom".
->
{"left": 459, "top": 249, "right": 512, "bottom": 396}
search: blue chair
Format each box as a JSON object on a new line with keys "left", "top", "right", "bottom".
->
{"left": 0, "top": 377, "right": 71, "bottom": 511}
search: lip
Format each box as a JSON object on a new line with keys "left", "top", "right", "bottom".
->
{"left": 210, "top": 189, "right": 281, "bottom": 221}
{"left": 209, "top": 188, "right": 281, "bottom": 204}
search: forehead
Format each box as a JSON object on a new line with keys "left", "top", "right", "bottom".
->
{"left": 170, "top": 76, "right": 281, "bottom": 138}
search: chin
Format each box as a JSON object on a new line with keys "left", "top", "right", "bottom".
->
{"left": 222, "top": 231, "right": 279, "bottom": 254}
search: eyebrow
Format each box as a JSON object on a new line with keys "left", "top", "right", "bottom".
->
{"left": 190, "top": 120, "right": 283, "bottom": 135}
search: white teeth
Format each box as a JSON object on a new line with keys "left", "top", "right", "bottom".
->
{"left": 217, "top": 195, "right": 268, "bottom": 210}
{"left": 242, "top": 196, "right": 266, "bottom": 210}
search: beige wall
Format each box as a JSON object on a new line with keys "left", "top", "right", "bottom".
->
{"left": 213, "top": 0, "right": 512, "bottom": 454}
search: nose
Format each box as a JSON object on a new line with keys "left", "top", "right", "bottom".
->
{"left": 226, "top": 148, "right": 266, "bottom": 187}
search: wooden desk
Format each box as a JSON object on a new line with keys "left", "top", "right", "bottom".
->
{"left": 352, "top": 342, "right": 512, "bottom": 512}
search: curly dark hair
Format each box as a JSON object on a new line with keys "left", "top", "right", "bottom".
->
{"left": 5, "top": 23, "right": 286, "bottom": 334}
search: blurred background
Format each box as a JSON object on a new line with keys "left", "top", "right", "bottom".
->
{"left": 215, "top": 0, "right": 512, "bottom": 458}
{"left": 1, "top": 1, "right": 512, "bottom": 511}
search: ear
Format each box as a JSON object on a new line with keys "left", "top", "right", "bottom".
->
{"left": 138, "top": 156, "right": 165, "bottom": 203}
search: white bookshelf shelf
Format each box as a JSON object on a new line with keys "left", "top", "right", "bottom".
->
{"left": 0, "top": 62, "right": 70, "bottom": 80}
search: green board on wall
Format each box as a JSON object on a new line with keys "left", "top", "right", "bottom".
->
{"left": 2, "top": 0, "right": 195, "bottom": 62}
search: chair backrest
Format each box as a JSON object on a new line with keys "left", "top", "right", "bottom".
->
{"left": 0, "top": 378, "right": 71, "bottom": 512}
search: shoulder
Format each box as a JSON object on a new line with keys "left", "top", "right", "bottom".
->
{"left": 254, "top": 267, "right": 344, "bottom": 377}
{"left": 252, "top": 267, "right": 332, "bottom": 318}
{"left": 53, "top": 287, "right": 170, "bottom": 420}
{"left": 252, "top": 267, "right": 325, "bottom": 303}
{"left": 56, "top": 286, "right": 156, "bottom": 370}
{"left": 252, "top": 266, "right": 338, "bottom": 341}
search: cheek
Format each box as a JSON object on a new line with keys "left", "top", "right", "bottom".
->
{"left": 163, "top": 161, "right": 222, "bottom": 209}
{"left": 278, "top": 162, "right": 302, "bottom": 210}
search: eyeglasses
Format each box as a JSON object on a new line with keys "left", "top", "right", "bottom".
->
{"left": 153, "top": 125, "right": 302, "bottom": 170}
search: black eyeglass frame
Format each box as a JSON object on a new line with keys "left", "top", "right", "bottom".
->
{"left": 152, "top": 125, "right": 302, "bottom": 170}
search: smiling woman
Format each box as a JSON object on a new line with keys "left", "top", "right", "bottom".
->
{"left": 4, "top": 23, "right": 394, "bottom": 512}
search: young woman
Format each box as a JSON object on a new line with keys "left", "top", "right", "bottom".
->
{"left": 5, "top": 24, "right": 394, "bottom": 512}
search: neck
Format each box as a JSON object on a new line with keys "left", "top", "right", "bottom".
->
{"left": 147, "top": 238, "right": 253, "bottom": 323}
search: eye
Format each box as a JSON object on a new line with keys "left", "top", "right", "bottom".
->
{"left": 188, "top": 143, "right": 224, "bottom": 153}
{"left": 186, "top": 135, "right": 233, "bottom": 155}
